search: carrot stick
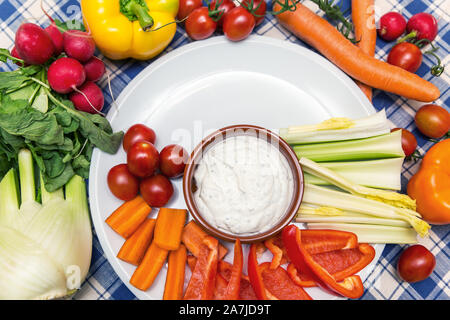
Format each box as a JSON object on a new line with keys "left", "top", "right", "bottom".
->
{"left": 181, "top": 221, "right": 228, "bottom": 259}
{"left": 117, "top": 218, "right": 156, "bottom": 265}
{"left": 274, "top": 3, "right": 440, "bottom": 102}
{"left": 352, "top": 0, "right": 377, "bottom": 101}
{"left": 154, "top": 208, "right": 187, "bottom": 251}
{"left": 130, "top": 242, "right": 169, "bottom": 291}
{"left": 105, "top": 196, "right": 152, "bottom": 238}
{"left": 163, "top": 244, "right": 188, "bottom": 300}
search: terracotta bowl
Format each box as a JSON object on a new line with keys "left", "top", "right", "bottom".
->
{"left": 183, "top": 124, "right": 304, "bottom": 243}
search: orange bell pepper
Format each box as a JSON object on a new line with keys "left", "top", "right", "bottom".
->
{"left": 407, "top": 139, "right": 450, "bottom": 224}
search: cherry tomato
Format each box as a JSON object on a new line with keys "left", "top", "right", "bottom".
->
{"left": 123, "top": 124, "right": 156, "bottom": 153}
{"left": 140, "top": 174, "right": 174, "bottom": 207}
{"left": 387, "top": 42, "right": 422, "bottom": 73}
{"left": 159, "top": 144, "right": 189, "bottom": 178}
{"left": 185, "top": 7, "right": 217, "bottom": 40}
{"left": 223, "top": 6, "right": 256, "bottom": 42}
{"left": 177, "top": 0, "right": 203, "bottom": 20}
{"left": 107, "top": 164, "right": 139, "bottom": 201}
{"left": 415, "top": 104, "right": 450, "bottom": 139}
{"left": 242, "top": 0, "right": 267, "bottom": 26}
{"left": 127, "top": 141, "right": 160, "bottom": 178}
{"left": 397, "top": 245, "right": 435, "bottom": 283}
{"left": 209, "top": 0, "right": 236, "bottom": 27}
{"left": 391, "top": 128, "right": 418, "bottom": 157}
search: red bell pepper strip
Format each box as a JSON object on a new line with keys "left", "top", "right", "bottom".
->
{"left": 223, "top": 239, "right": 243, "bottom": 300}
{"left": 287, "top": 243, "right": 375, "bottom": 287}
{"left": 264, "top": 229, "right": 359, "bottom": 269}
{"left": 282, "top": 225, "right": 365, "bottom": 299}
{"left": 248, "top": 243, "right": 268, "bottom": 300}
{"left": 264, "top": 236, "right": 289, "bottom": 269}
{"left": 213, "top": 274, "right": 229, "bottom": 300}
{"left": 301, "top": 229, "right": 359, "bottom": 254}
{"left": 259, "top": 262, "right": 313, "bottom": 300}
{"left": 183, "top": 236, "right": 219, "bottom": 300}
{"left": 188, "top": 255, "right": 258, "bottom": 300}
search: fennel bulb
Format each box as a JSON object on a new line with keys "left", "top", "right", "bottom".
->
{"left": 0, "top": 149, "right": 92, "bottom": 300}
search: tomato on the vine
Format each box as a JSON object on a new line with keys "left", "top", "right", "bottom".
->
{"left": 242, "top": 0, "right": 267, "bottom": 26}
{"left": 185, "top": 7, "right": 218, "bottom": 40}
{"left": 177, "top": 0, "right": 203, "bottom": 20}
{"left": 223, "top": 6, "right": 256, "bottom": 42}
{"left": 387, "top": 42, "right": 422, "bottom": 73}
{"left": 415, "top": 104, "right": 450, "bottom": 139}
{"left": 209, "top": 0, "right": 236, "bottom": 27}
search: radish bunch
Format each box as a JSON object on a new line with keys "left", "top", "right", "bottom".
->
{"left": 11, "top": 21, "right": 106, "bottom": 114}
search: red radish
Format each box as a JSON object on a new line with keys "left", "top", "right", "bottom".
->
{"left": 45, "top": 24, "right": 64, "bottom": 56}
{"left": 83, "top": 56, "right": 105, "bottom": 82}
{"left": 15, "top": 23, "right": 55, "bottom": 65}
{"left": 405, "top": 13, "right": 438, "bottom": 42}
{"left": 69, "top": 81, "right": 105, "bottom": 114}
{"left": 378, "top": 12, "right": 407, "bottom": 41}
{"left": 47, "top": 57, "right": 86, "bottom": 94}
{"left": 63, "top": 30, "right": 96, "bottom": 62}
{"left": 10, "top": 46, "right": 28, "bottom": 66}
{"left": 40, "top": 0, "right": 64, "bottom": 56}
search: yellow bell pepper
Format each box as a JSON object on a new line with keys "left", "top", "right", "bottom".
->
{"left": 81, "top": 0, "right": 179, "bottom": 60}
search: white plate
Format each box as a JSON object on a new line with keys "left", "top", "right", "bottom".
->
{"left": 89, "top": 35, "right": 384, "bottom": 300}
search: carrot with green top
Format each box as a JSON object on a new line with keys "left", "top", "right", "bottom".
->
{"left": 352, "top": 0, "right": 377, "bottom": 101}
{"left": 274, "top": 2, "right": 440, "bottom": 102}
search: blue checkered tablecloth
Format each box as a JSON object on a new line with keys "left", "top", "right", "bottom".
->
{"left": 0, "top": 0, "right": 448, "bottom": 300}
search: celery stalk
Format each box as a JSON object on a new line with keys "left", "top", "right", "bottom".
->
{"left": 303, "top": 158, "right": 404, "bottom": 190}
{"left": 305, "top": 223, "right": 418, "bottom": 244}
{"left": 300, "top": 157, "right": 415, "bottom": 210}
{"left": 293, "top": 130, "right": 405, "bottom": 162}
{"left": 303, "top": 184, "right": 430, "bottom": 237}
{"left": 280, "top": 110, "right": 391, "bottom": 144}
{"left": 297, "top": 205, "right": 411, "bottom": 227}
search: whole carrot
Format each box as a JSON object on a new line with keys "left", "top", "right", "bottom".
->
{"left": 274, "top": 3, "right": 440, "bottom": 102}
{"left": 352, "top": 0, "right": 377, "bottom": 101}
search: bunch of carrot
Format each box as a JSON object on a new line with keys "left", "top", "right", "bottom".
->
{"left": 274, "top": 0, "right": 440, "bottom": 103}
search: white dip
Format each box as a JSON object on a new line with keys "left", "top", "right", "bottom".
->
{"left": 193, "top": 135, "right": 294, "bottom": 235}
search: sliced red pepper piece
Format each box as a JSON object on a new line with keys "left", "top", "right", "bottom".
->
{"left": 223, "top": 239, "right": 243, "bottom": 300}
{"left": 259, "top": 262, "right": 313, "bottom": 300}
{"left": 264, "top": 229, "right": 359, "bottom": 269}
{"left": 183, "top": 236, "right": 219, "bottom": 300}
{"left": 287, "top": 243, "right": 375, "bottom": 287}
{"left": 213, "top": 274, "right": 229, "bottom": 300}
{"left": 188, "top": 256, "right": 258, "bottom": 300}
{"left": 282, "top": 225, "right": 365, "bottom": 299}
{"left": 264, "top": 235, "right": 289, "bottom": 269}
{"left": 301, "top": 229, "right": 359, "bottom": 254}
{"left": 248, "top": 243, "right": 268, "bottom": 300}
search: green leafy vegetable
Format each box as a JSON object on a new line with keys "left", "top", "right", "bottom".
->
{"left": 0, "top": 61, "right": 123, "bottom": 191}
